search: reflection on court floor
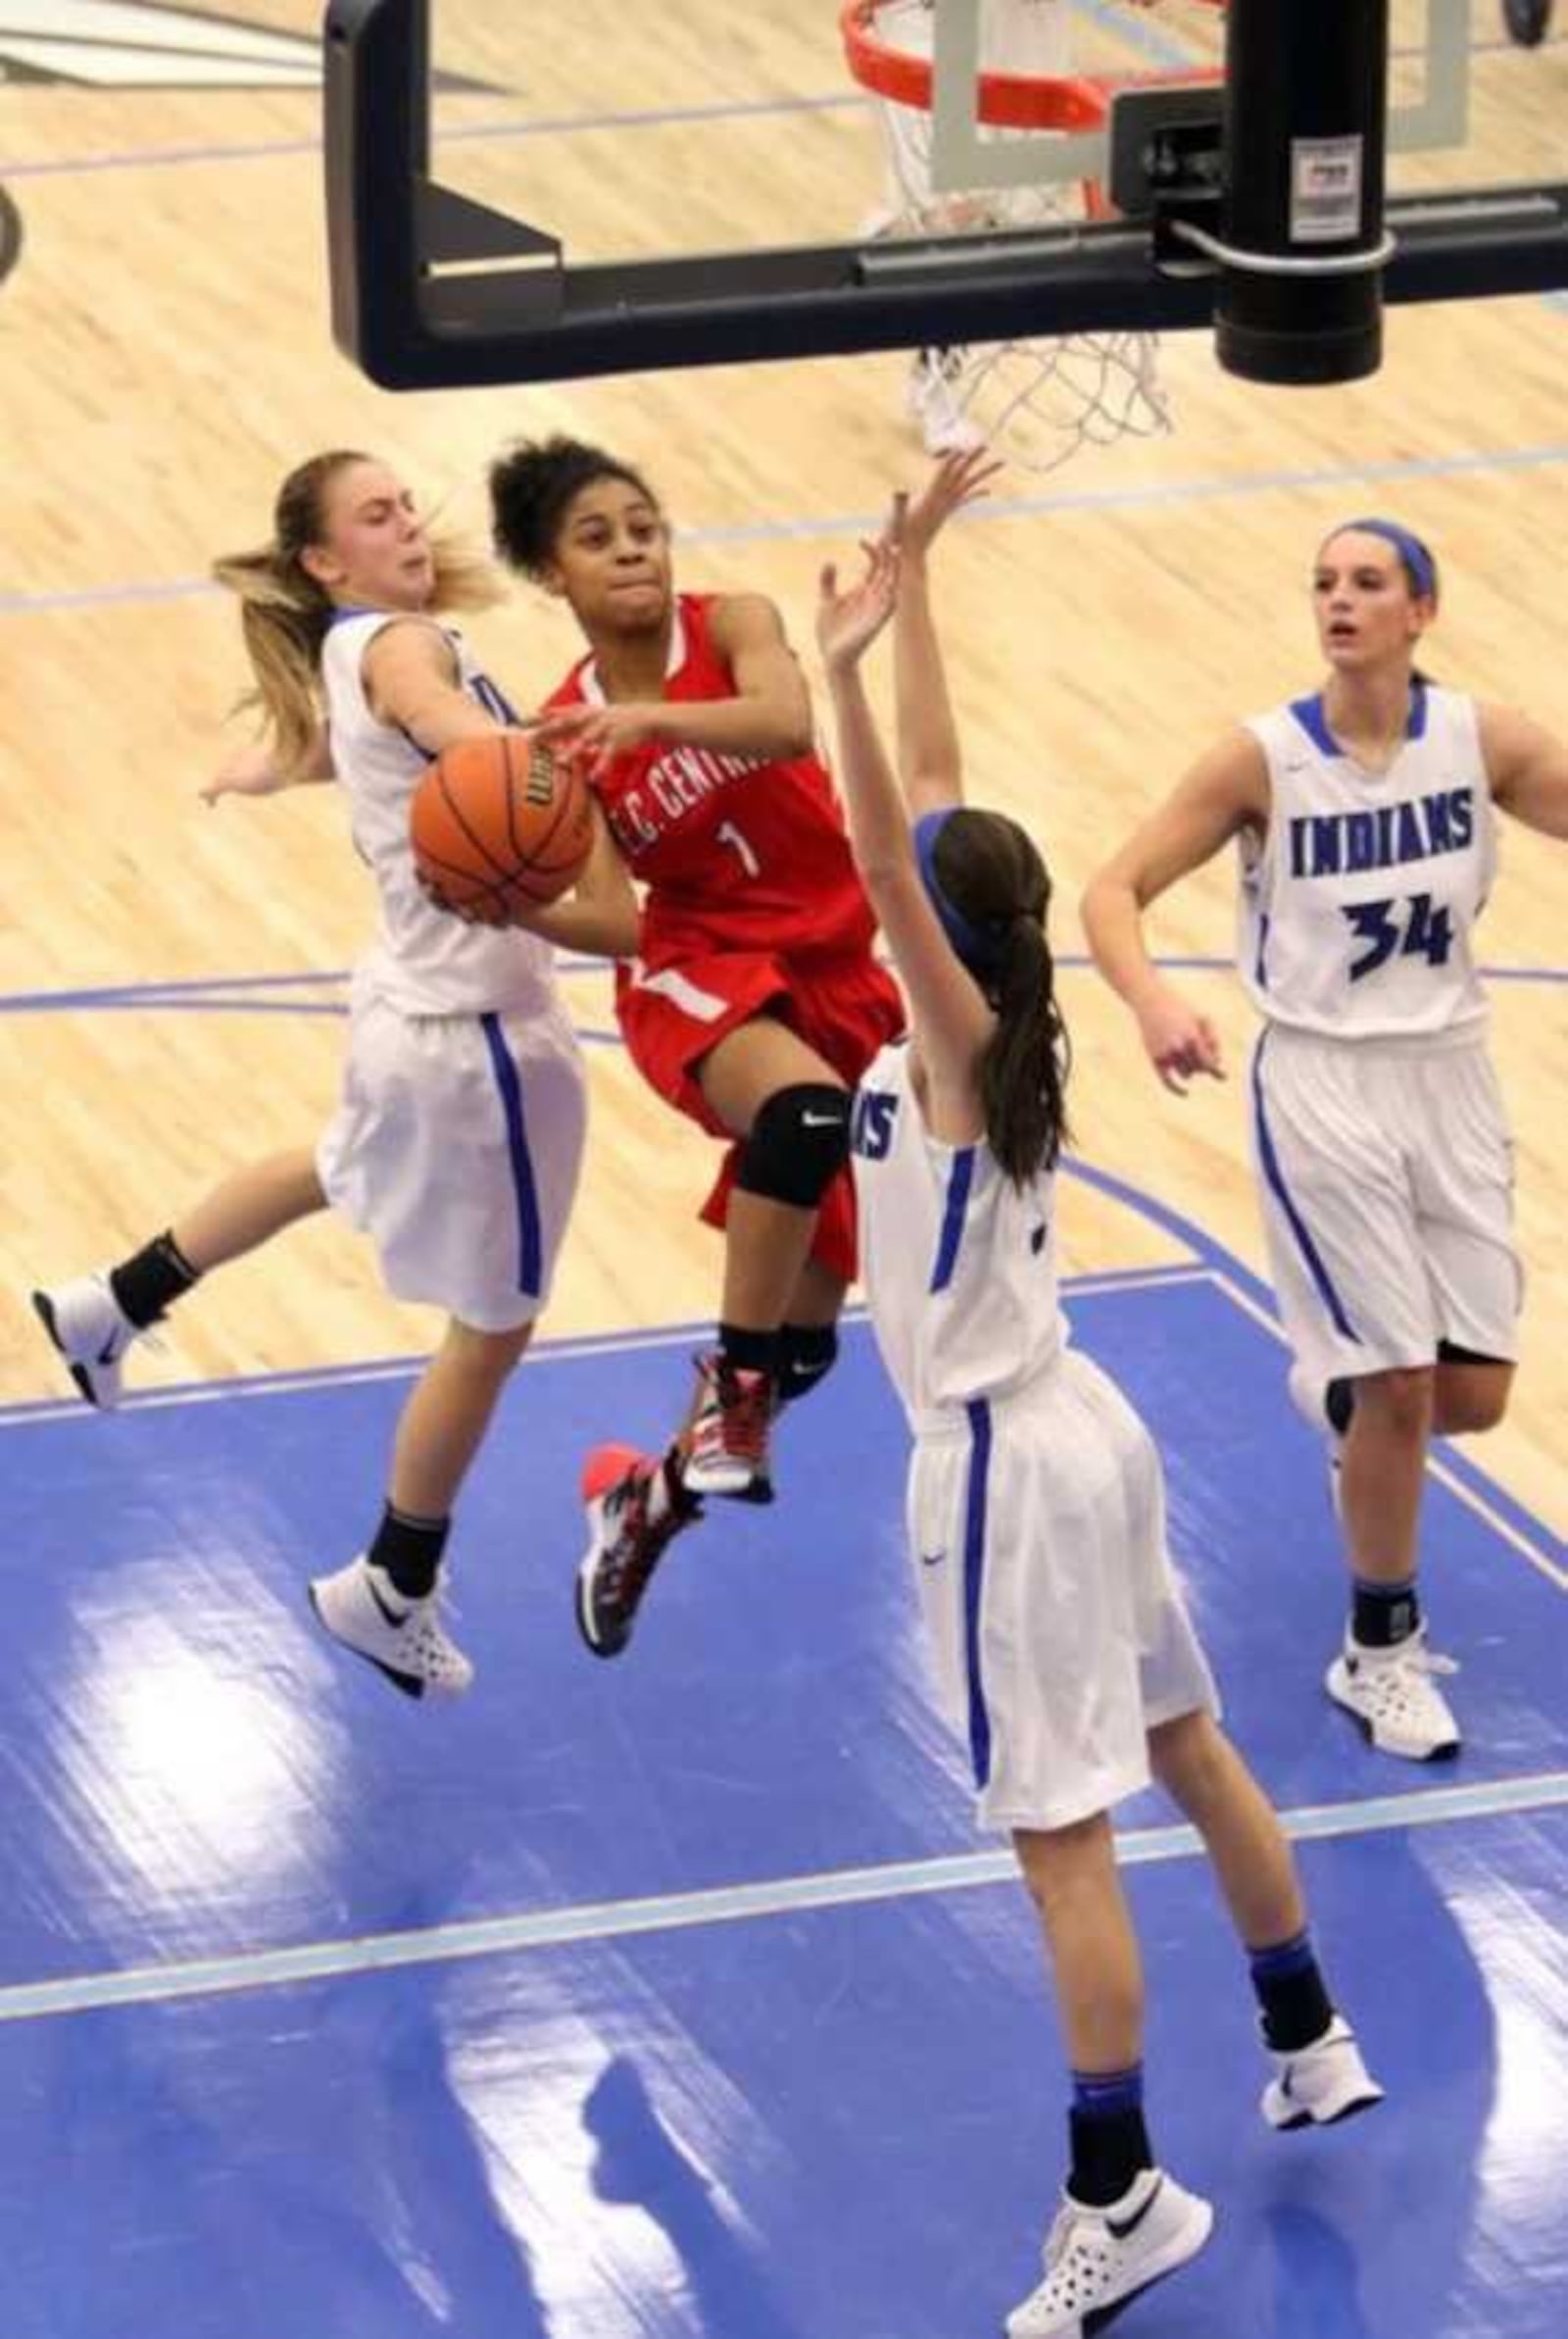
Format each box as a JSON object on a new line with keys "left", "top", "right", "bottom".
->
{"left": 2, "top": 1267, "right": 1564, "bottom": 2339}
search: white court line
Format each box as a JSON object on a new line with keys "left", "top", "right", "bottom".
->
{"left": 2, "top": 1768, "right": 1564, "bottom": 2028}
{"left": 1208, "top": 1270, "right": 1568, "bottom": 1597}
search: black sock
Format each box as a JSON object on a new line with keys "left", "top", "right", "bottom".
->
{"left": 368, "top": 1503, "right": 451, "bottom": 1601}
{"left": 1066, "top": 2102, "right": 1153, "bottom": 2209}
{"left": 1325, "top": 1377, "right": 1356, "bottom": 1435}
{"left": 716, "top": 1323, "right": 779, "bottom": 1379}
{"left": 1351, "top": 1575, "right": 1420, "bottom": 1650}
{"left": 776, "top": 1322, "right": 838, "bottom": 1408}
{"left": 1249, "top": 1929, "right": 1336, "bottom": 2052}
{"left": 109, "top": 1231, "right": 200, "bottom": 1329}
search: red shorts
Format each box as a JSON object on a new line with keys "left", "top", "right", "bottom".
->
{"left": 615, "top": 949, "right": 905, "bottom": 1284}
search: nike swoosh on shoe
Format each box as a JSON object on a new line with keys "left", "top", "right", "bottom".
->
{"left": 367, "top": 1577, "right": 410, "bottom": 1630}
{"left": 1107, "top": 2176, "right": 1164, "bottom": 2242}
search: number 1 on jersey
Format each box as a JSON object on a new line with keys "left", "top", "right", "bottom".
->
{"left": 715, "top": 821, "right": 760, "bottom": 879}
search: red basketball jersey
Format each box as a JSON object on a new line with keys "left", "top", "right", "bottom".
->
{"left": 547, "top": 593, "right": 877, "bottom": 968}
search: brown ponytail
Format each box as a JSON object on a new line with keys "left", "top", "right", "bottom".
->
{"left": 930, "top": 810, "right": 1071, "bottom": 1184}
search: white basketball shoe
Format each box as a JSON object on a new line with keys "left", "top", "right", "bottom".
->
{"left": 308, "top": 1557, "right": 474, "bottom": 1699}
{"left": 1004, "top": 2167, "right": 1213, "bottom": 2337}
{"left": 31, "top": 1270, "right": 145, "bottom": 1408}
{"left": 1262, "top": 2015, "right": 1386, "bottom": 2130}
{"left": 1326, "top": 1626, "right": 1460, "bottom": 1761}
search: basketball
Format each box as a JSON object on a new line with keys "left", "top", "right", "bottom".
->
{"left": 411, "top": 731, "right": 593, "bottom": 918}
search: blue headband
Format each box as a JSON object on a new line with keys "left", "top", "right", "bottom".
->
{"left": 1336, "top": 518, "right": 1438, "bottom": 603}
{"left": 913, "top": 811, "right": 1003, "bottom": 972}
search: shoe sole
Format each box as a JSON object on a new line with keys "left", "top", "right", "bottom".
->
{"left": 1326, "top": 1666, "right": 1460, "bottom": 1763}
{"left": 576, "top": 1563, "right": 625, "bottom": 1660}
{"left": 1265, "top": 2084, "right": 1386, "bottom": 2132}
{"left": 30, "top": 1288, "right": 104, "bottom": 1410}
{"left": 576, "top": 1511, "right": 629, "bottom": 1661}
{"left": 681, "top": 1464, "right": 774, "bottom": 1505}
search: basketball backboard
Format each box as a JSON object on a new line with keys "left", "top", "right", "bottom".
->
{"left": 325, "top": 0, "right": 1568, "bottom": 392}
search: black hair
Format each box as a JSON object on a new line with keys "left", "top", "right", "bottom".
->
{"left": 931, "top": 809, "right": 1070, "bottom": 1184}
{"left": 488, "top": 434, "right": 661, "bottom": 579}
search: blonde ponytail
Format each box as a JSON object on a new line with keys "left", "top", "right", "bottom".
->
{"left": 211, "top": 541, "right": 333, "bottom": 775}
{"left": 213, "top": 449, "right": 506, "bottom": 774}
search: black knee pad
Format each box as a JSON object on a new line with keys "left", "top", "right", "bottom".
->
{"left": 777, "top": 1321, "right": 839, "bottom": 1408}
{"left": 734, "top": 1084, "right": 851, "bottom": 1209}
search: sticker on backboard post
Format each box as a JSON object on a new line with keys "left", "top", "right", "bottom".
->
{"left": 1290, "top": 137, "right": 1364, "bottom": 245}
{"left": 0, "top": 188, "right": 21, "bottom": 289}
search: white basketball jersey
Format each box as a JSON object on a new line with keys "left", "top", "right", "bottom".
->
{"left": 1237, "top": 682, "right": 1494, "bottom": 1038}
{"left": 853, "top": 1038, "right": 1066, "bottom": 1423}
{"left": 319, "top": 612, "right": 558, "bottom": 1019}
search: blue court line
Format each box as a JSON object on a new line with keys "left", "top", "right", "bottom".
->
{"left": 10, "top": 1051, "right": 1559, "bottom": 1560}
{"left": 4, "top": 9, "right": 1553, "bottom": 185}
{"left": 0, "top": 91, "right": 864, "bottom": 181}
{"left": 1, "top": 1767, "right": 1563, "bottom": 2027}
{"left": 7, "top": 954, "right": 1568, "bottom": 1020}
{"left": 0, "top": 1263, "right": 1212, "bottom": 1428}
{"left": 0, "top": 956, "right": 601, "bottom": 1015}
{"left": 684, "top": 442, "right": 1568, "bottom": 549}
{"left": 12, "top": 439, "right": 1568, "bottom": 620}
{"left": 1062, "top": 1155, "right": 1568, "bottom": 1581}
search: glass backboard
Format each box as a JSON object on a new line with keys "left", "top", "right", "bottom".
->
{"left": 325, "top": 0, "right": 1568, "bottom": 389}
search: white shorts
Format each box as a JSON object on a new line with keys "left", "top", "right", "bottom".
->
{"left": 907, "top": 1351, "right": 1219, "bottom": 1835}
{"left": 1248, "top": 1023, "right": 1521, "bottom": 1393}
{"left": 318, "top": 986, "right": 586, "bottom": 1332}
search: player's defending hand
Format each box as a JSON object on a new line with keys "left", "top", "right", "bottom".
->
{"left": 894, "top": 446, "right": 1004, "bottom": 565}
{"left": 815, "top": 534, "right": 900, "bottom": 677}
{"left": 200, "top": 740, "right": 285, "bottom": 805}
{"left": 534, "top": 701, "right": 660, "bottom": 783}
{"left": 1136, "top": 985, "right": 1226, "bottom": 1095}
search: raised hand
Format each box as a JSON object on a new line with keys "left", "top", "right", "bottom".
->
{"left": 815, "top": 534, "right": 900, "bottom": 675}
{"left": 893, "top": 446, "right": 1004, "bottom": 565}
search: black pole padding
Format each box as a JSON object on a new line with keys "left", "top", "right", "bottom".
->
{"left": 1216, "top": 0, "right": 1391, "bottom": 385}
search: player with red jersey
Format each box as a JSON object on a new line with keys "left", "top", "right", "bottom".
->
{"left": 489, "top": 436, "right": 905, "bottom": 1657}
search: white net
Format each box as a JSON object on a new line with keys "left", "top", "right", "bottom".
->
{"left": 860, "top": 0, "right": 1172, "bottom": 470}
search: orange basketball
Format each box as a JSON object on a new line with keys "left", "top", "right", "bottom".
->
{"left": 411, "top": 731, "right": 593, "bottom": 918}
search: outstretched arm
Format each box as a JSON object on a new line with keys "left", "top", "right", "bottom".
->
{"left": 534, "top": 594, "right": 814, "bottom": 778}
{"left": 365, "top": 620, "right": 643, "bottom": 949}
{"left": 1482, "top": 702, "right": 1568, "bottom": 839}
{"left": 816, "top": 537, "right": 994, "bottom": 1117}
{"left": 891, "top": 447, "right": 1003, "bottom": 819}
{"left": 203, "top": 617, "right": 505, "bottom": 803}
{"left": 363, "top": 619, "right": 516, "bottom": 755}
{"left": 1080, "top": 731, "right": 1269, "bottom": 1093}
{"left": 201, "top": 723, "right": 335, "bottom": 804}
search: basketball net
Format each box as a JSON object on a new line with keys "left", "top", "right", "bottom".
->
{"left": 854, "top": 0, "right": 1172, "bottom": 471}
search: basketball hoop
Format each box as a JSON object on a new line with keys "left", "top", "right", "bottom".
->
{"left": 842, "top": 0, "right": 1210, "bottom": 469}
